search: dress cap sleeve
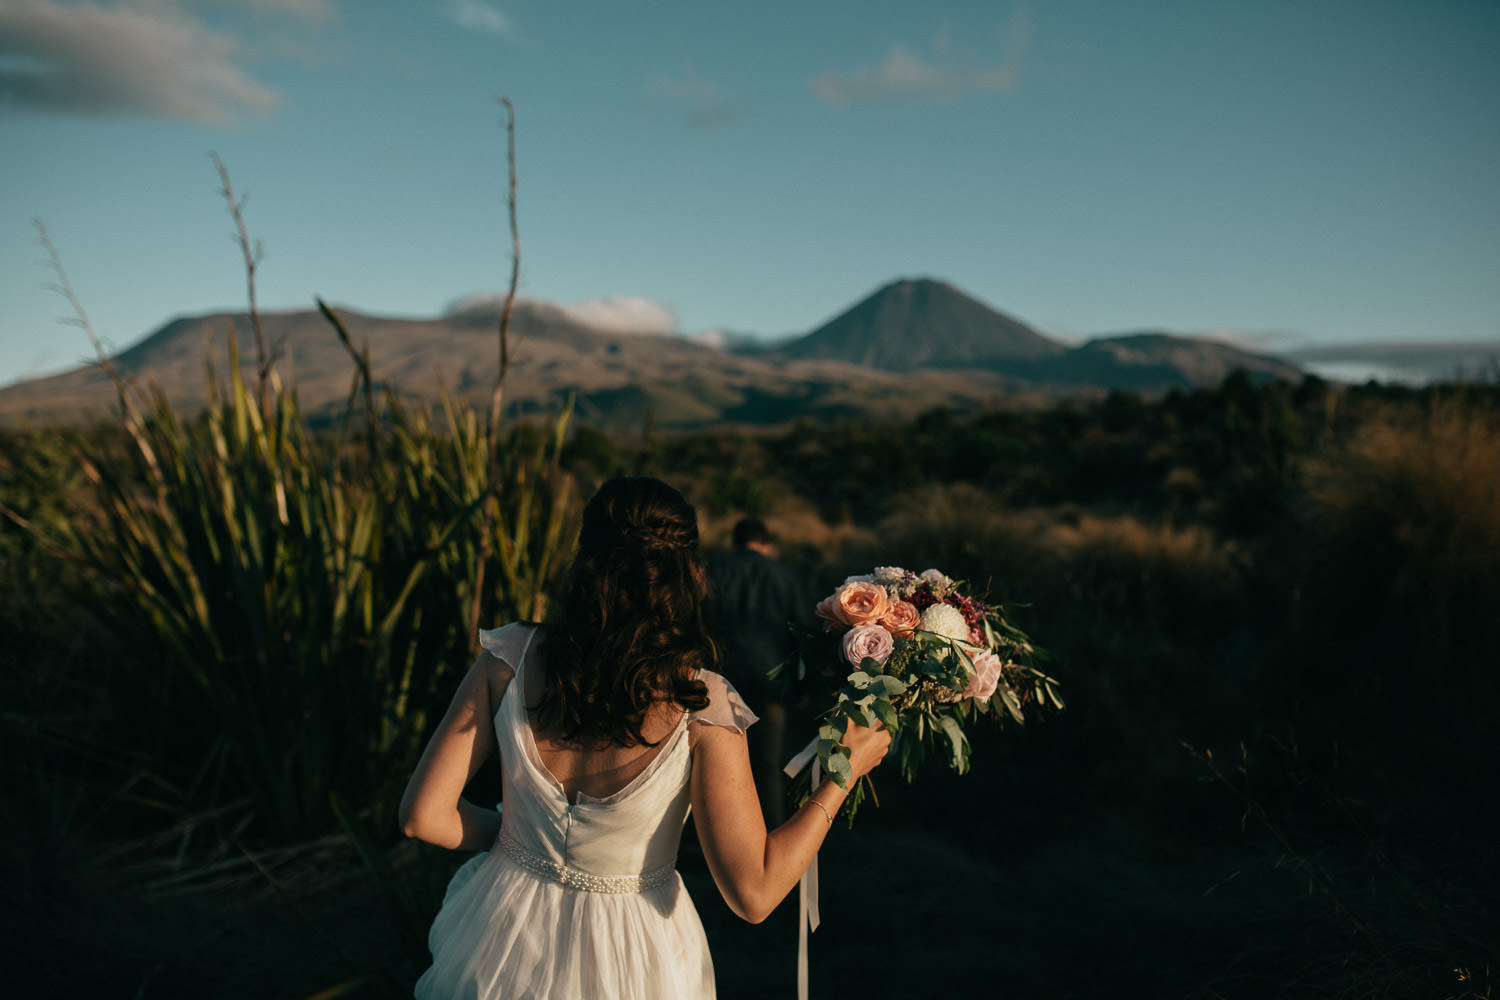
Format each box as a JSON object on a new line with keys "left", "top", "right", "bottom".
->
{"left": 688, "top": 670, "right": 759, "bottom": 734}
{"left": 477, "top": 622, "right": 537, "bottom": 668}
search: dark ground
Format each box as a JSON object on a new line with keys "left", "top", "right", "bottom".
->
{"left": 6, "top": 744, "right": 1494, "bottom": 1000}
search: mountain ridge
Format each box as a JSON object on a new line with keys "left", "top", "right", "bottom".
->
{"left": 0, "top": 278, "right": 1310, "bottom": 429}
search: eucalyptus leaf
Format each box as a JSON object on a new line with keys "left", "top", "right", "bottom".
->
{"left": 937, "top": 714, "right": 969, "bottom": 770}
{"left": 824, "top": 751, "right": 854, "bottom": 788}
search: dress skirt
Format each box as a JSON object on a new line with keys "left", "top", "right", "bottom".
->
{"left": 414, "top": 847, "right": 716, "bottom": 1000}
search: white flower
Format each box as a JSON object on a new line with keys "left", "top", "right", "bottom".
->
{"left": 873, "top": 566, "right": 908, "bottom": 585}
{"left": 843, "top": 573, "right": 874, "bottom": 584}
{"left": 918, "top": 603, "right": 970, "bottom": 644}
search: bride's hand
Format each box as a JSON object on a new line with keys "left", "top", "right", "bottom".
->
{"left": 842, "top": 720, "right": 892, "bottom": 781}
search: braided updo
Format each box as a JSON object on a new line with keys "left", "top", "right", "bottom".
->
{"left": 538, "top": 477, "right": 715, "bottom": 747}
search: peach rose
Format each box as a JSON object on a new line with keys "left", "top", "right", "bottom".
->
{"left": 964, "top": 650, "right": 1003, "bottom": 702}
{"left": 817, "top": 580, "right": 889, "bottom": 628}
{"left": 842, "top": 624, "right": 895, "bottom": 667}
{"left": 880, "top": 600, "right": 921, "bottom": 637}
{"left": 814, "top": 592, "right": 847, "bottom": 630}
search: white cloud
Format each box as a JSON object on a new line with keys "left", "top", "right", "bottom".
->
{"left": 448, "top": 0, "right": 514, "bottom": 39}
{"left": 0, "top": 0, "right": 307, "bottom": 125}
{"left": 647, "top": 67, "right": 742, "bottom": 129}
{"left": 811, "top": 11, "right": 1030, "bottom": 109}
{"left": 555, "top": 296, "right": 677, "bottom": 336}
{"left": 685, "top": 329, "right": 730, "bottom": 350}
{"left": 446, "top": 293, "right": 679, "bottom": 336}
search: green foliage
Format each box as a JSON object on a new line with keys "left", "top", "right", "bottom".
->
{"left": 0, "top": 425, "right": 97, "bottom": 669}
{"left": 49, "top": 322, "right": 578, "bottom": 844}
{"left": 648, "top": 371, "right": 1340, "bottom": 532}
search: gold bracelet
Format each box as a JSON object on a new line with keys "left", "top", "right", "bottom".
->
{"left": 806, "top": 797, "right": 833, "bottom": 826}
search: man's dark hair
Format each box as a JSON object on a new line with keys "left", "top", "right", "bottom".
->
{"left": 731, "top": 517, "right": 773, "bottom": 550}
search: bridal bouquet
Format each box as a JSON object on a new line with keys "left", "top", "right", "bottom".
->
{"left": 778, "top": 566, "right": 1062, "bottom": 821}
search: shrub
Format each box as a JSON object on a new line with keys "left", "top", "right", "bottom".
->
{"left": 1272, "top": 394, "right": 1500, "bottom": 827}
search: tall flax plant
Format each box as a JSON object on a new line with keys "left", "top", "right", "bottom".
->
{"left": 68, "top": 341, "right": 395, "bottom": 840}
{"left": 68, "top": 325, "right": 577, "bottom": 844}
{"left": 43, "top": 123, "right": 579, "bottom": 846}
{"left": 56, "top": 304, "right": 575, "bottom": 849}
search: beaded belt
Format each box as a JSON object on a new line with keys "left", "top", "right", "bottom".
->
{"left": 498, "top": 830, "right": 675, "bottom": 894}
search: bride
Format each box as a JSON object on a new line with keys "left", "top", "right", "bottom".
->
{"left": 399, "top": 476, "right": 890, "bottom": 998}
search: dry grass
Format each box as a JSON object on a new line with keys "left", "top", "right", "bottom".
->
{"left": 700, "top": 491, "right": 878, "bottom": 559}
{"left": 853, "top": 481, "right": 1247, "bottom": 657}
{"left": 820, "top": 483, "right": 1256, "bottom": 818}
{"left": 1263, "top": 394, "right": 1500, "bottom": 837}
{"left": 1298, "top": 397, "right": 1500, "bottom": 655}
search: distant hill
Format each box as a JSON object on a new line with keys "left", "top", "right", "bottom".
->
{"left": 1017, "top": 332, "right": 1304, "bottom": 392}
{"left": 0, "top": 278, "right": 1321, "bottom": 430}
{"left": 775, "top": 278, "right": 1065, "bottom": 369}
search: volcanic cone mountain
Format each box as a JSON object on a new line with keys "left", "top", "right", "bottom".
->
{"left": 775, "top": 277, "right": 1066, "bottom": 370}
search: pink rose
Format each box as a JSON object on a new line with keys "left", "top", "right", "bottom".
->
{"left": 842, "top": 624, "right": 895, "bottom": 667}
{"left": 963, "top": 650, "right": 1003, "bottom": 702}
{"left": 881, "top": 600, "right": 921, "bottom": 637}
{"left": 816, "top": 580, "right": 889, "bottom": 628}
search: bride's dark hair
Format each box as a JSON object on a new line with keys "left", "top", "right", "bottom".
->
{"left": 538, "top": 476, "right": 714, "bottom": 747}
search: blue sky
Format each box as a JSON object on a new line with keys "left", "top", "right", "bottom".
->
{"left": 2, "top": 0, "right": 1497, "bottom": 387}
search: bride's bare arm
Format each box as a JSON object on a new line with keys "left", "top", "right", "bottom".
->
{"left": 689, "top": 719, "right": 890, "bottom": 924}
{"left": 398, "top": 653, "right": 512, "bottom": 851}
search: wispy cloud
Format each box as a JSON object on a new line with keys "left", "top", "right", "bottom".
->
{"left": 0, "top": 0, "right": 328, "bottom": 125}
{"left": 447, "top": 293, "right": 679, "bottom": 336}
{"left": 556, "top": 296, "right": 677, "bottom": 335}
{"left": 647, "top": 67, "right": 742, "bottom": 129}
{"left": 811, "top": 11, "right": 1030, "bottom": 109}
{"left": 447, "top": 0, "right": 516, "bottom": 39}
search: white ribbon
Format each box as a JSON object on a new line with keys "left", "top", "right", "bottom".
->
{"left": 784, "top": 736, "right": 819, "bottom": 781}
{"left": 784, "top": 737, "right": 822, "bottom": 1000}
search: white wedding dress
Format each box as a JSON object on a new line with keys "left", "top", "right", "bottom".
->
{"left": 414, "top": 623, "right": 757, "bottom": 1000}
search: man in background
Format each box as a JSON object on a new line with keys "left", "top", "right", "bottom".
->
{"left": 706, "top": 517, "right": 806, "bottom": 826}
